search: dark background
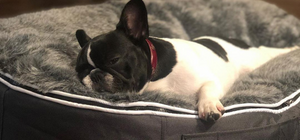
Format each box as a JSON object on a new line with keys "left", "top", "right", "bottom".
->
{"left": 0, "top": 0, "right": 299, "bottom": 19}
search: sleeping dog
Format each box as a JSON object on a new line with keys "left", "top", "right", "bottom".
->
{"left": 75, "top": 0, "right": 297, "bottom": 122}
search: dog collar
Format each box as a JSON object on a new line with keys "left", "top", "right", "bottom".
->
{"left": 145, "top": 39, "right": 157, "bottom": 78}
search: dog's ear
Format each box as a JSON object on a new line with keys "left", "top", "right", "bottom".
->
{"left": 76, "top": 29, "right": 91, "bottom": 48}
{"left": 116, "top": 0, "right": 149, "bottom": 42}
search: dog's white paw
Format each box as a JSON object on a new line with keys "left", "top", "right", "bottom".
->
{"left": 198, "top": 98, "right": 225, "bottom": 122}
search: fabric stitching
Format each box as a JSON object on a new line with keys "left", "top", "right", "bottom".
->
{"left": 182, "top": 117, "right": 299, "bottom": 139}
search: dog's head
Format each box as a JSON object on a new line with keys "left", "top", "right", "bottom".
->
{"left": 75, "top": 0, "right": 153, "bottom": 93}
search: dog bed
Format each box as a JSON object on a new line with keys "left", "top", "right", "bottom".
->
{"left": 1, "top": 0, "right": 300, "bottom": 139}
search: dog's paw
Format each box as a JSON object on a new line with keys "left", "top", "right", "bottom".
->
{"left": 198, "top": 98, "right": 225, "bottom": 122}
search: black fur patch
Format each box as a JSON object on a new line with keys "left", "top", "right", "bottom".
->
{"left": 148, "top": 38, "right": 177, "bottom": 81}
{"left": 218, "top": 37, "right": 251, "bottom": 49}
{"left": 193, "top": 39, "right": 229, "bottom": 62}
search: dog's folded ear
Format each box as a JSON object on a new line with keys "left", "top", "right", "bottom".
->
{"left": 76, "top": 29, "right": 91, "bottom": 48}
{"left": 116, "top": 0, "right": 149, "bottom": 42}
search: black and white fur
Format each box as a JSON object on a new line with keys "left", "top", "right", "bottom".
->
{"left": 75, "top": 0, "right": 298, "bottom": 122}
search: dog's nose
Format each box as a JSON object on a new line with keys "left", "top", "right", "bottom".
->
{"left": 90, "top": 68, "right": 104, "bottom": 74}
{"left": 90, "top": 69, "right": 106, "bottom": 83}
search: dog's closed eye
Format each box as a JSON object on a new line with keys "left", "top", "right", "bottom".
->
{"left": 109, "top": 57, "right": 120, "bottom": 65}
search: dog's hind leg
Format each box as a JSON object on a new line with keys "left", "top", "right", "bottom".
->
{"left": 237, "top": 46, "right": 299, "bottom": 72}
{"left": 257, "top": 46, "right": 299, "bottom": 59}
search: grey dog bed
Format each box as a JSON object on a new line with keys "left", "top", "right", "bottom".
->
{"left": 1, "top": 0, "right": 300, "bottom": 139}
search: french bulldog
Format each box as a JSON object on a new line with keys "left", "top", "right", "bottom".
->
{"left": 75, "top": 0, "right": 297, "bottom": 122}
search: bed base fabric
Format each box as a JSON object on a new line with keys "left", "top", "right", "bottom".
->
{"left": 0, "top": 74, "right": 299, "bottom": 140}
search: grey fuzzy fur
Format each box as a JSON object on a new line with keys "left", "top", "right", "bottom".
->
{"left": 1, "top": 0, "right": 300, "bottom": 109}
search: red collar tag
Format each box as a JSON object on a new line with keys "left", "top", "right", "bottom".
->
{"left": 145, "top": 39, "right": 157, "bottom": 78}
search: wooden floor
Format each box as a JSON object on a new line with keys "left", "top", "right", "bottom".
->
{"left": 264, "top": 0, "right": 300, "bottom": 19}
{"left": 0, "top": 0, "right": 299, "bottom": 19}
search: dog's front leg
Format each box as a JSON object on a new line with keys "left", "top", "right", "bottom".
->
{"left": 198, "top": 81, "right": 225, "bottom": 122}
